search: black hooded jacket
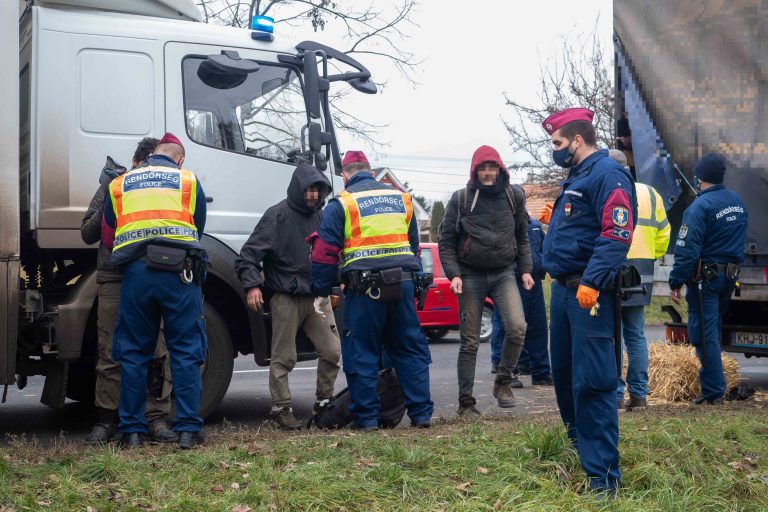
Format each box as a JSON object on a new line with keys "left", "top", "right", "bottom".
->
{"left": 235, "top": 163, "right": 332, "bottom": 296}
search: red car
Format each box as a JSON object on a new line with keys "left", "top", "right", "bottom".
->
{"left": 417, "top": 243, "right": 494, "bottom": 342}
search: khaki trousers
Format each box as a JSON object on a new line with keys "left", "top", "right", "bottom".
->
{"left": 269, "top": 293, "right": 341, "bottom": 407}
{"left": 95, "top": 282, "right": 171, "bottom": 421}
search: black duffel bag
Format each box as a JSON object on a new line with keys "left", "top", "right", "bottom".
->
{"left": 308, "top": 368, "right": 406, "bottom": 429}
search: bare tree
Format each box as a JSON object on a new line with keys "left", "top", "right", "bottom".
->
{"left": 503, "top": 23, "right": 614, "bottom": 188}
{"left": 195, "top": 0, "right": 420, "bottom": 148}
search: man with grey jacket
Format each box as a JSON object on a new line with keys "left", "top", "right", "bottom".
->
{"left": 81, "top": 137, "right": 176, "bottom": 444}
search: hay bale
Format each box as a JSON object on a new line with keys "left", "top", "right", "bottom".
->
{"left": 645, "top": 342, "right": 740, "bottom": 402}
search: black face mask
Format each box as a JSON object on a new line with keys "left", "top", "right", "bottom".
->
{"left": 552, "top": 139, "right": 576, "bottom": 168}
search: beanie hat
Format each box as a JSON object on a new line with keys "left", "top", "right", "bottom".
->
{"left": 342, "top": 150, "right": 369, "bottom": 168}
{"left": 694, "top": 153, "right": 726, "bottom": 184}
{"left": 158, "top": 132, "right": 183, "bottom": 149}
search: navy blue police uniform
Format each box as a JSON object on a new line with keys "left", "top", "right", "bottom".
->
{"left": 669, "top": 156, "right": 748, "bottom": 402}
{"left": 310, "top": 172, "right": 433, "bottom": 429}
{"left": 543, "top": 148, "right": 636, "bottom": 492}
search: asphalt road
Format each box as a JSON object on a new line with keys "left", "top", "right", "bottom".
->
{"left": 1, "top": 326, "right": 767, "bottom": 441}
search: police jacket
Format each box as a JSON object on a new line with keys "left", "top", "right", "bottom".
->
{"left": 668, "top": 184, "right": 748, "bottom": 289}
{"left": 310, "top": 173, "right": 421, "bottom": 297}
{"left": 103, "top": 154, "right": 207, "bottom": 266}
{"left": 235, "top": 164, "right": 331, "bottom": 296}
{"left": 81, "top": 157, "right": 126, "bottom": 283}
{"left": 438, "top": 147, "right": 532, "bottom": 280}
{"left": 542, "top": 149, "right": 636, "bottom": 291}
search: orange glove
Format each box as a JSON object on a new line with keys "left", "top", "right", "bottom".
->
{"left": 538, "top": 202, "right": 553, "bottom": 224}
{"left": 576, "top": 284, "right": 599, "bottom": 310}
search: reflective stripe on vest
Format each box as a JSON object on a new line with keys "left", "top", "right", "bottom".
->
{"left": 338, "top": 188, "right": 414, "bottom": 267}
{"left": 628, "top": 182, "right": 669, "bottom": 261}
{"left": 110, "top": 166, "right": 198, "bottom": 252}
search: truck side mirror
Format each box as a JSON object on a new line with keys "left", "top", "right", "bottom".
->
{"left": 303, "top": 52, "right": 323, "bottom": 119}
{"left": 308, "top": 122, "right": 332, "bottom": 152}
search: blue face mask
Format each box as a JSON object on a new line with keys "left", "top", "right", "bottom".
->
{"left": 552, "top": 139, "right": 576, "bottom": 168}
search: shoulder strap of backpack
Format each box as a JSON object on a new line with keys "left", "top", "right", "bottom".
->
{"left": 505, "top": 185, "right": 517, "bottom": 216}
{"left": 455, "top": 187, "right": 469, "bottom": 232}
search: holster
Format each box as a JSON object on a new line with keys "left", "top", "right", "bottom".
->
{"left": 146, "top": 355, "right": 165, "bottom": 399}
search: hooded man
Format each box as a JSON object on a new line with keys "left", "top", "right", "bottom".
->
{"left": 236, "top": 163, "right": 341, "bottom": 430}
{"left": 438, "top": 145, "right": 534, "bottom": 419}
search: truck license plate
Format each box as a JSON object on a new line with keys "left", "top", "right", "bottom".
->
{"left": 731, "top": 331, "right": 768, "bottom": 347}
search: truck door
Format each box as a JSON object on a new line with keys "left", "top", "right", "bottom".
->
{"left": 164, "top": 43, "right": 313, "bottom": 253}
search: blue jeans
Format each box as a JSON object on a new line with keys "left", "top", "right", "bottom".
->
{"left": 550, "top": 281, "right": 620, "bottom": 492}
{"left": 457, "top": 267, "right": 526, "bottom": 404}
{"left": 113, "top": 260, "right": 207, "bottom": 433}
{"left": 617, "top": 305, "right": 648, "bottom": 400}
{"left": 686, "top": 272, "right": 732, "bottom": 401}
{"left": 343, "top": 280, "right": 433, "bottom": 428}
{"left": 491, "top": 278, "right": 550, "bottom": 380}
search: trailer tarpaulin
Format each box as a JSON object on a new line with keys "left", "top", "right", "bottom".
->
{"left": 614, "top": 0, "right": 768, "bottom": 256}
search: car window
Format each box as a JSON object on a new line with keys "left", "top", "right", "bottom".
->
{"left": 182, "top": 57, "right": 307, "bottom": 164}
{"left": 420, "top": 248, "right": 434, "bottom": 274}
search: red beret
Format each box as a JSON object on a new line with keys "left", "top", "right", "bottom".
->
{"left": 542, "top": 108, "right": 595, "bottom": 135}
{"left": 158, "top": 132, "right": 183, "bottom": 149}
{"left": 342, "top": 150, "right": 369, "bottom": 168}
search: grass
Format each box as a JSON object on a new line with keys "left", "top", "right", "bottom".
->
{"left": 2, "top": 404, "right": 768, "bottom": 511}
{"left": 540, "top": 277, "right": 687, "bottom": 326}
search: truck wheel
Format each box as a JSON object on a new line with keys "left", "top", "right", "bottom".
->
{"left": 171, "top": 303, "right": 234, "bottom": 419}
{"left": 479, "top": 305, "right": 494, "bottom": 343}
{"left": 424, "top": 328, "right": 449, "bottom": 340}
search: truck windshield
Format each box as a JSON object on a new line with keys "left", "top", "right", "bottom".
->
{"left": 182, "top": 56, "right": 308, "bottom": 164}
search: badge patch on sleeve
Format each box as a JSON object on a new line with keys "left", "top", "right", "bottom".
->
{"left": 678, "top": 225, "right": 688, "bottom": 239}
{"left": 612, "top": 207, "right": 629, "bottom": 227}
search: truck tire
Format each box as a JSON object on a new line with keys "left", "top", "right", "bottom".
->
{"left": 169, "top": 303, "right": 234, "bottom": 419}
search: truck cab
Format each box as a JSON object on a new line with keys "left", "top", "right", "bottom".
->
{"left": 6, "top": 0, "right": 377, "bottom": 415}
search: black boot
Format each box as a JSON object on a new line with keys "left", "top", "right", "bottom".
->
{"left": 148, "top": 420, "right": 178, "bottom": 443}
{"left": 85, "top": 407, "right": 118, "bottom": 444}
{"left": 117, "top": 432, "right": 143, "bottom": 448}
{"left": 178, "top": 431, "right": 205, "bottom": 449}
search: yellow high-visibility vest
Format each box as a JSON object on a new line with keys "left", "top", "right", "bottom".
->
{"left": 109, "top": 166, "right": 199, "bottom": 253}
{"left": 627, "top": 182, "right": 671, "bottom": 261}
{"left": 337, "top": 188, "right": 414, "bottom": 267}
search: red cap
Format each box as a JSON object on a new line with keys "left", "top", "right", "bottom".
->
{"left": 158, "top": 132, "right": 183, "bottom": 149}
{"left": 342, "top": 150, "right": 369, "bottom": 168}
{"left": 542, "top": 108, "right": 595, "bottom": 135}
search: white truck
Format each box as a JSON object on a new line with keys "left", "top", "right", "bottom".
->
{"left": 0, "top": 0, "right": 377, "bottom": 415}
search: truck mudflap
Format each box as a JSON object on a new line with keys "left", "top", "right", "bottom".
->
{"left": 56, "top": 270, "right": 98, "bottom": 361}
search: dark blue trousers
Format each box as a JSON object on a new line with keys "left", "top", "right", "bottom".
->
{"left": 342, "top": 280, "right": 433, "bottom": 428}
{"left": 113, "top": 260, "right": 207, "bottom": 433}
{"left": 491, "top": 278, "right": 551, "bottom": 380}
{"left": 550, "top": 281, "right": 620, "bottom": 491}
{"left": 686, "top": 272, "right": 731, "bottom": 401}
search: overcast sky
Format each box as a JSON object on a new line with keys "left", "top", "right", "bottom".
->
{"left": 281, "top": 0, "right": 613, "bottom": 202}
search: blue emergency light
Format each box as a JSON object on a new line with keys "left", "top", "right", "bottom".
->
{"left": 251, "top": 15, "right": 275, "bottom": 42}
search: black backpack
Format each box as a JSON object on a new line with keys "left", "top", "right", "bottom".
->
{"left": 308, "top": 368, "right": 406, "bottom": 429}
{"left": 454, "top": 184, "right": 519, "bottom": 232}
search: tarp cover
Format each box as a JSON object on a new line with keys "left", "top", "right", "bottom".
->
{"left": 37, "top": 0, "right": 202, "bottom": 22}
{"left": 614, "top": 0, "right": 768, "bottom": 256}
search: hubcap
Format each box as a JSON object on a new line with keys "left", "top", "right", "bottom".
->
{"left": 480, "top": 308, "right": 493, "bottom": 339}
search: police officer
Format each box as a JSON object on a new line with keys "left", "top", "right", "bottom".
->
{"left": 538, "top": 108, "right": 635, "bottom": 494}
{"left": 310, "top": 150, "right": 433, "bottom": 430}
{"left": 104, "top": 133, "right": 208, "bottom": 449}
{"left": 669, "top": 153, "right": 748, "bottom": 405}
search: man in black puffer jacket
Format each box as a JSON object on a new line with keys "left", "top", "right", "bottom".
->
{"left": 236, "top": 163, "right": 341, "bottom": 430}
{"left": 439, "top": 145, "right": 534, "bottom": 418}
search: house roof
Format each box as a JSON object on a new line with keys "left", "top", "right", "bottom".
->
{"left": 372, "top": 167, "right": 430, "bottom": 222}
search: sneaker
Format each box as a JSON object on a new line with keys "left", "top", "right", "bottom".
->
{"left": 148, "top": 420, "right": 178, "bottom": 443}
{"left": 85, "top": 423, "right": 115, "bottom": 444}
{"left": 625, "top": 396, "right": 647, "bottom": 412}
{"left": 518, "top": 365, "right": 531, "bottom": 376}
{"left": 314, "top": 399, "right": 330, "bottom": 414}
{"left": 491, "top": 363, "right": 498, "bottom": 374}
{"left": 457, "top": 403, "right": 482, "bottom": 420}
{"left": 692, "top": 396, "right": 724, "bottom": 405}
{"left": 493, "top": 384, "right": 517, "bottom": 408}
{"left": 532, "top": 376, "right": 554, "bottom": 386}
{"left": 509, "top": 377, "right": 523, "bottom": 389}
{"left": 178, "top": 431, "right": 205, "bottom": 449}
{"left": 271, "top": 407, "right": 303, "bottom": 430}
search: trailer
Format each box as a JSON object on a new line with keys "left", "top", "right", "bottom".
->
{"left": 614, "top": 0, "right": 768, "bottom": 357}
